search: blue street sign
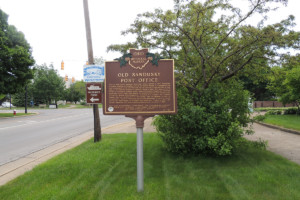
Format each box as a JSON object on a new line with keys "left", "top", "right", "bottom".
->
{"left": 83, "top": 65, "right": 105, "bottom": 82}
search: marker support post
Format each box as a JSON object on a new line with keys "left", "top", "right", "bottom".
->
{"left": 127, "top": 115, "right": 153, "bottom": 192}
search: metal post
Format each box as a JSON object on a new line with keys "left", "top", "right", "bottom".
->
{"left": 9, "top": 94, "right": 11, "bottom": 110}
{"left": 126, "top": 115, "right": 152, "bottom": 192}
{"left": 25, "top": 85, "right": 28, "bottom": 114}
{"left": 83, "top": 0, "right": 101, "bottom": 142}
{"left": 137, "top": 127, "right": 144, "bottom": 192}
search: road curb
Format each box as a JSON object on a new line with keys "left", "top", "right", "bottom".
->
{"left": 255, "top": 122, "right": 300, "bottom": 135}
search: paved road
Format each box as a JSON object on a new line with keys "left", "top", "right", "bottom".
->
{"left": 0, "top": 108, "right": 133, "bottom": 165}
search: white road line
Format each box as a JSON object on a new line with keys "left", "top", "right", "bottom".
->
{"left": 0, "top": 113, "right": 90, "bottom": 130}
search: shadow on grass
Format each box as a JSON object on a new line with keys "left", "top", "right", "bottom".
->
{"left": 0, "top": 133, "right": 300, "bottom": 200}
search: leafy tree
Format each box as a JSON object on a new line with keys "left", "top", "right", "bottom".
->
{"left": 283, "top": 67, "right": 300, "bottom": 110}
{"left": 108, "top": 0, "right": 300, "bottom": 155}
{"left": 269, "top": 60, "right": 300, "bottom": 112}
{"left": 32, "top": 64, "right": 65, "bottom": 105}
{"left": 0, "top": 9, "right": 35, "bottom": 94}
{"left": 11, "top": 83, "right": 34, "bottom": 107}
{"left": 65, "top": 83, "right": 85, "bottom": 104}
{"left": 73, "top": 80, "right": 86, "bottom": 101}
{"left": 240, "top": 75, "right": 275, "bottom": 101}
{"left": 0, "top": 94, "right": 6, "bottom": 103}
{"left": 108, "top": 0, "right": 299, "bottom": 96}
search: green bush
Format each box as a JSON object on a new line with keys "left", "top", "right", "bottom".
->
{"left": 266, "top": 110, "right": 282, "bottom": 115}
{"left": 253, "top": 115, "right": 266, "bottom": 121}
{"left": 153, "top": 82, "right": 250, "bottom": 156}
{"left": 284, "top": 108, "right": 299, "bottom": 115}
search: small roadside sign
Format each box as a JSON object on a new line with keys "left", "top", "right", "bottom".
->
{"left": 83, "top": 65, "right": 105, "bottom": 82}
{"left": 86, "top": 83, "right": 102, "bottom": 104}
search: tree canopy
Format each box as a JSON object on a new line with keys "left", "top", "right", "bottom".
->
{"left": 32, "top": 64, "right": 65, "bottom": 105}
{"left": 65, "top": 81, "right": 85, "bottom": 104}
{"left": 107, "top": 0, "right": 300, "bottom": 155}
{"left": 108, "top": 0, "right": 300, "bottom": 100}
{"left": 269, "top": 54, "right": 300, "bottom": 110}
{"left": 0, "top": 9, "right": 35, "bottom": 94}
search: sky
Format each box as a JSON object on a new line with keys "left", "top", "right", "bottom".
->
{"left": 0, "top": 0, "right": 300, "bottom": 81}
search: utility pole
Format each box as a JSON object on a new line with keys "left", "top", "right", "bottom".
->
{"left": 83, "top": 0, "right": 101, "bottom": 142}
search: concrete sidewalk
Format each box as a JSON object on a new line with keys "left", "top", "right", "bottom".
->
{"left": 0, "top": 118, "right": 156, "bottom": 186}
{"left": 245, "top": 122, "right": 300, "bottom": 165}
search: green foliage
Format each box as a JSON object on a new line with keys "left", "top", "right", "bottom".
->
{"left": 154, "top": 82, "right": 250, "bottom": 156}
{"left": 284, "top": 108, "right": 300, "bottom": 115}
{"left": 240, "top": 75, "right": 275, "bottom": 101}
{"left": 269, "top": 57, "right": 300, "bottom": 112}
{"left": 263, "top": 114, "right": 300, "bottom": 131}
{"left": 108, "top": 0, "right": 299, "bottom": 94}
{"left": 266, "top": 110, "right": 282, "bottom": 115}
{"left": 31, "top": 64, "right": 65, "bottom": 104}
{"left": 0, "top": 9, "right": 35, "bottom": 94}
{"left": 12, "top": 89, "right": 25, "bottom": 107}
{"left": 0, "top": 94, "right": 5, "bottom": 101}
{"left": 2, "top": 134, "right": 300, "bottom": 199}
{"left": 108, "top": 0, "right": 300, "bottom": 156}
{"left": 245, "top": 138, "right": 268, "bottom": 150}
{"left": 253, "top": 115, "right": 266, "bottom": 122}
{"left": 254, "top": 107, "right": 293, "bottom": 112}
{"left": 80, "top": 101, "right": 86, "bottom": 106}
{"left": 65, "top": 83, "right": 85, "bottom": 104}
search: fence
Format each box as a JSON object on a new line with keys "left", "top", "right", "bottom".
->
{"left": 253, "top": 101, "right": 296, "bottom": 108}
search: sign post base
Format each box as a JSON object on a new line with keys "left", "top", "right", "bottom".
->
{"left": 137, "top": 126, "right": 143, "bottom": 192}
{"left": 126, "top": 115, "right": 153, "bottom": 192}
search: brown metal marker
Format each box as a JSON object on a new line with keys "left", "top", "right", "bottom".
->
{"left": 103, "top": 49, "right": 177, "bottom": 192}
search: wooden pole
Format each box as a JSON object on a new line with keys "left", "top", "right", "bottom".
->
{"left": 83, "top": 0, "right": 101, "bottom": 142}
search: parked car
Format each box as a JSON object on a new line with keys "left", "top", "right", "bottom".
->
{"left": 1, "top": 102, "right": 14, "bottom": 108}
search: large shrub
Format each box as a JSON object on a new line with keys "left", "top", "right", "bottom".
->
{"left": 153, "top": 82, "right": 251, "bottom": 156}
{"left": 284, "top": 108, "right": 300, "bottom": 115}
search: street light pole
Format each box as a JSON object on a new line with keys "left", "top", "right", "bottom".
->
{"left": 9, "top": 94, "right": 11, "bottom": 110}
{"left": 83, "top": 0, "right": 101, "bottom": 142}
{"left": 25, "top": 85, "right": 27, "bottom": 114}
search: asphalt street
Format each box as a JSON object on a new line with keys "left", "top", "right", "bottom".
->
{"left": 0, "top": 108, "right": 133, "bottom": 166}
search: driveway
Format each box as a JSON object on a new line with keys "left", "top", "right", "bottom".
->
{"left": 245, "top": 122, "right": 300, "bottom": 165}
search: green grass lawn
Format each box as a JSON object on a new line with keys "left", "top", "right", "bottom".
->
{"left": 0, "top": 133, "right": 300, "bottom": 200}
{"left": 263, "top": 114, "right": 300, "bottom": 131}
{"left": 0, "top": 113, "right": 34, "bottom": 118}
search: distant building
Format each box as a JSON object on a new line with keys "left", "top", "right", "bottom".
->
{"left": 63, "top": 75, "right": 75, "bottom": 89}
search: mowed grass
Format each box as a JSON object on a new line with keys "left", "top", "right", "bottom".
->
{"left": 0, "top": 113, "right": 34, "bottom": 118}
{"left": 1, "top": 133, "right": 300, "bottom": 200}
{"left": 263, "top": 114, "right": 300, "bottom": 131}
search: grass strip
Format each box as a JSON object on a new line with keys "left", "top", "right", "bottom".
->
{"left": 263, "top": 115, "right": 300, "bottom": 131}
{"left": 0, "top": 133, "right": 300, "bottom": 200}
{"left": 0, "top": 113, "right": 34, "bottom": 118}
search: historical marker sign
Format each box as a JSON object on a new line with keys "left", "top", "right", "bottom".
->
{"left": 86, "top": 83, "right": 102, "bottom": 104}
{"left": 103, "top": 48, "right": 177, "bottom": 115}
